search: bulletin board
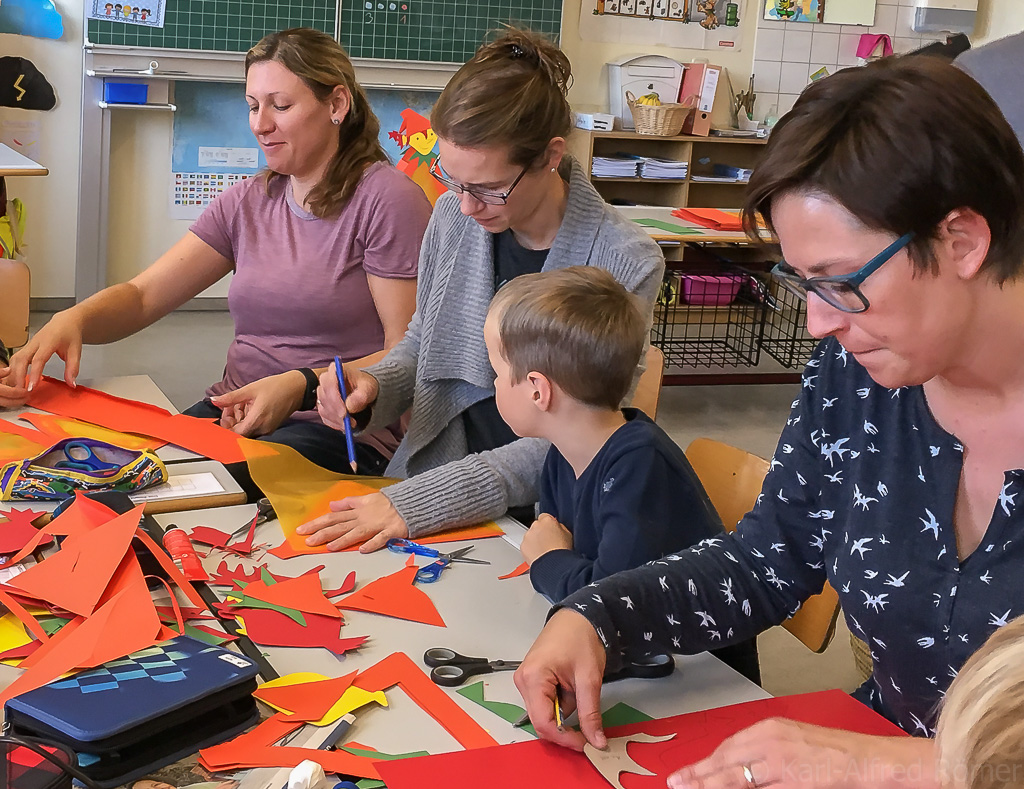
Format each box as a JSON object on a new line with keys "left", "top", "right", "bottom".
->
{"left": 87, "top": 0, "right": 562, "bottom": 64}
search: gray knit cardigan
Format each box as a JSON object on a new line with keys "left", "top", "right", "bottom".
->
{"left": 361, "top": 157, "right": 665, "bottom": 537}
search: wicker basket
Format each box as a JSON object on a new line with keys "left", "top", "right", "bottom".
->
{"left": 626, "top": 90, "right": 695, "bottom": 136}
{"left": 850, "top": 633, "right": 873, "bottom": 681}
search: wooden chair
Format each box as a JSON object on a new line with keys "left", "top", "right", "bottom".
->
{"left": 685, "top": 438, "right": 842, "bottom": 653}
{"left": 631, "top": 345, "right": 665, "bottom": 420}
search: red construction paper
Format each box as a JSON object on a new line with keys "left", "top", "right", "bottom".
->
{"left": 242, "top": 573, "right": 341, "bottom": 619}
{"left": 186, "top": 525, "right": 235, "bottom": 549}
{"left": 0, "top": 579, "right": 163, "bottom": 705}
{"left": 498, "top": 561, "right": 530, "bottom": 580}
{"left": 26, "top": 377, "right": 248, "bottom": 464}
{"left": 375, "top": 690, "right": 908, "bottom": 789}
{"left": 335, "top": 557, "right": 445, "bottom": 627}
{"left": 9, "top": 505, "right": 144, "bottom": 617}
{"left": 354, "top": 652, "right": 497, "bottom": 751}
{"left": 324, "top": 571, "right": 356, "bottom": 597}
{"left": 240, "top": 607, "right": 367, "bottom": 656}
{"left": 208, "top": 561, "right": 326, "bottom": 588}
{"left": 0, "top": 640, "right": 42, "bottom": 661}
{"left": 131, "top": 521, "right": 208, "bottom": 611}
{"left": 269, "top": 522, "right": 505, "bottom": 559}
{"left": 155, "top": 605, "right": 215, "bottom": 622}
{"left": 671, "top": 207, "right": 744, "bottom": 232}
{"left": 253, "top": 672, "right": 357, "bottom": 721}
{"left": 0, "top": 509, "right": 51, "bottom": 555}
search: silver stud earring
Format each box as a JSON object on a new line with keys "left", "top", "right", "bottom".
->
{"left": 333, "top": 118, "right": 341, "bottom": 125}
{"left": 550, "top": 167, "right": 556, "bottom": 172}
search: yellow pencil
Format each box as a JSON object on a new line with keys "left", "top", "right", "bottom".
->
{"left": 554, "top": 685, "right": 564, "bottom": 730}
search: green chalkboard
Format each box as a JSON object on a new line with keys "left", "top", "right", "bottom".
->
{"left": 87, "top": 0, "right": 336, "bottom": 52}
{"left": 338, "top": 0, "right": 562, "bottom": 62}
{"left": 87, "top": 0, "right": 561, "bottom": 63}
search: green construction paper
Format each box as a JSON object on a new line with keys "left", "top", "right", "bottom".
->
{"left": 260, "top": 566, "right": 278, "bottom": 585}
{"left": 633, "top": 218, "right": 703, "bottom": 235}
{"left": 355, "top": 781, "right": 383, "bottom": 789}
{"left": 600, "top": 700, "right": 654, "bottom": 728}
{"left": 38, "top": 617, "right": 72, "bottom": 635}
{"left": 182, "top": 622, "right": 232, "bottom": 646}
{"left": 229, "top": 595, "right": 307, "bottom": 626}
{"left": 340, "top": 746, "right": 430, "bottom": 761}
{"left": 456, "top": 681, "right": 651, "bottom": 738}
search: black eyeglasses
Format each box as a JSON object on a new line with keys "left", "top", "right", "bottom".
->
{"left": 771, "top": 232, "right": 915, "bottom": 313}
{"left": 428, "top": 158, "right": 530, "bottom": 205}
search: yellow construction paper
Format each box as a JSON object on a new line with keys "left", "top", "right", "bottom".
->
{"left": 254, "top": 671, "right": 388, "bottom": 725}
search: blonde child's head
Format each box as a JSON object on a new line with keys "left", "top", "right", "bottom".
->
{"left": 935, "top": 616, "right": 1024, "bottom": 789}
{"left": 485, "top": 266, "right": 646, "bottom": 416}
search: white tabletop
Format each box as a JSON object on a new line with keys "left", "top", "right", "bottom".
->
{"left": 0, "top": 143, "right": 47, "bottom": 176}
{"left": 152, "top": 504, "right": 769, "bottom": 759}
{"left": 614, "top": 205, "right": 774, "bottom": 245}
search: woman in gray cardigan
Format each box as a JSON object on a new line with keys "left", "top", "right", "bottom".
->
{"left": 300, "top": 28, "right": 665, "bottom": 551}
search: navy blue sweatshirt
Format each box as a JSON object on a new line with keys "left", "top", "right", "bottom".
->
{"left": 529, "top": 408, "right": 723, "bottom": 602}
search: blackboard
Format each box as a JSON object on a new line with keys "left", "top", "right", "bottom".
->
{"left": 87, "top": 0, "right": 561, "bottom": 63}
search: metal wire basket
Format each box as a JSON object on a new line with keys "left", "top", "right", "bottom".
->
{"left": 760, "top": 273, "right": 819, "bottom": 368}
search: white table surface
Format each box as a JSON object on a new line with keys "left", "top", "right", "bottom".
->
{"left": 614, "top": 205, "right": 774, "bottom": 245}
{"left": 0, "top": 143, "right": 47, "bottom": 176}
{"left": 150, "top": 504, "right": 769, "bottom": 760}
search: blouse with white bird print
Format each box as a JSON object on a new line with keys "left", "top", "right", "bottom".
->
{"left": 560, "top": 336, "right": 1023, "bottom": 735}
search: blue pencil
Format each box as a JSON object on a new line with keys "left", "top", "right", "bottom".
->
{"left": 334, "top": 355, "right": 359, "bottom": 473}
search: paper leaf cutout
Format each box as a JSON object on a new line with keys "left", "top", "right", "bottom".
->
{"left": 238, "top": 608, "right": 367, "bottom": 656}
{"left": 498, "top": 562, "right": 530, "bottom": 580}
{"left": 230, "top": 595, "right": 306, "bottom": 626}
{"left": 208, "top": 560, "right": 326, "bottom": 588}
{"left": 335, "top": 559, "right": 445, "bottom": 627}
{"left": 254, "top": 671, "right": 358, "bottom": 722}
{"left": 457, "top": 681, "right": 537, "bottom": 737}
{"left": 0, "top": 508, "right": 51, "bottom": 555}
{"left": 324, "top": 571, "right": 356, "bottom": 598}
{"left": 584, "top": 733, "right": 677, "bottom": 789}
{"left": 241, "top": 573, "right": 341, "bottom": 620}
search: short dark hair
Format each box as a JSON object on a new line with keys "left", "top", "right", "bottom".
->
{"left": 488, "top": 267, "right": 645, "bottom": 410}
{"left": 743, "top": 56, "right": 1024, "bottom": 283}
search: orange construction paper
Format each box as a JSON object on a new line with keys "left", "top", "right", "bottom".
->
{"left": 9, "top": 505, "right": 145, "bottom": 618}
{"left": 18, "top": 413, "right": 167, "bottom": 451}
{"left": 335, "top": 557, "right": 445, "bottom": 627}
{"left": 374, "top": 690, "right": 907, "bottom": 789}
{"left": 498, "top": 561, "right": 530, "bottom": 580}
{"left": 671, "top": 207, "right": 744, "bottom": 232}
{"left": 26, "top": 377, "right": 249, "bottom": 464}
{"left": 131, "top": 521, "right": 208, "bottom": 611}
{"left": 268, "top": 521, "right": 506, "bottom": 559}
{"left": 0, "top": 418, "right": 52, "bottom": 444}
{"left": 45, "top": 492, "right": 119, "bottom": 537}
{"left": 253, "top": 672, "right": 357, "bottom": 721}
{"left": 237, "top": 608, "right": 367, "bottom": 656}
{"left": 242, "top": 573, "right": 341, "bottom": 620}
{"left": 0, "top": 585, "right": 49, "bottom": 642}
{"left": 199, "top": 741, "right": 382, "bottom": 780}
{"left": 0, "top": 579, "right": 163, "bottom": 705}
{"left": 353, "top": 651, "right": 497, "bottom": 751}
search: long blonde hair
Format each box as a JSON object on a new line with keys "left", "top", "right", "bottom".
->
{"left": 935, "top": 616, "right": 1024, "bottom": 788}
{"left": 245, "top": 28, "right": 387, "bottom": 218}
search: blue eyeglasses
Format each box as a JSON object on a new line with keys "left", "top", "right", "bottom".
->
{"left": 772, "top": 232, "right": 915, "bottom": 313}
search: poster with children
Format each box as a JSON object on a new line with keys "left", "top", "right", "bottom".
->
{"left": 87, "top": 0, "right": 166, "bottom": 28}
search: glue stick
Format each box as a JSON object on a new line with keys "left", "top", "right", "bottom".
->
{"left": 162, "top": 527, "right": 210, "bottom": 582}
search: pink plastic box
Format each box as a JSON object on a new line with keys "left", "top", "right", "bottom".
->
{"left": 682, "top": 274, "right": 743, "bottom": 306}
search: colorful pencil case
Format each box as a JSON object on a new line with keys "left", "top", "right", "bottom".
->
{"left": 0, "top": 437, "right": 167, "bottom": 501}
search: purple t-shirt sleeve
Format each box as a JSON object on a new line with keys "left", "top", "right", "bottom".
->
{"left": 189, "top": 178, "right": 247, "bottom": 263}
{"left": 360, "top": 167, "right": 431, "bottom": 280}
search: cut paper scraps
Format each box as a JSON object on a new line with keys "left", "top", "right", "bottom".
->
{"left": 208, "top": 560, "right": 327, "bottom": 588}
{"left": 335, "top": 556, "right": 445, "bottom": 627}
{"left": 0, "top": 508, "right": 51, "bottom": 555}
{"left": 239, "top": 573, "right": 342, "bottom": 620}
{"left": 585, "top": 733, "right": 677, "bottom": 789}
{"left": 254, "top": 671, "right": 386, "bottom": 726}
{"left": 374, "top": 689, "right": 908, "bottom": 789}
{"left": 498, "top": 561, "right": 529, "bottom": 580}
{"left": 0, "top": 492, "right": 214, "bottom": 704}
{"left": 246, "top": 441, "right": 504, "bottom": 559}
{"left": 26, "top": 377, "right": 252, "bottom": 464}
{"left": 671, "top": 207, "right": 744, "bottom": 233}
{"left": 201, "top": 652, "right": 495, "bottom": 781}
{"left": 237, "top": 608, "right": 367, "bottom": 656}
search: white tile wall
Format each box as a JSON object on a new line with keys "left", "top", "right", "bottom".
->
{"left": 749, "top": 0, "right": 944, "bottom": 124}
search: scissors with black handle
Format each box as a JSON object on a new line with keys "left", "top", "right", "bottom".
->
{"left": 423, "top": 647, "right": 522, "bottom": 687}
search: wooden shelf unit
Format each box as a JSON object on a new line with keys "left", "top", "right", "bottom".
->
{"left": 566, "top": 129, "right": 766, "bottom": 209}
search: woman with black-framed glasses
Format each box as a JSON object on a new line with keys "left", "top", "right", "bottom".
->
{"left": 301, "top": 28, "right": 665, "bottom": 554}
{"left": 516, "top": 56, "right": 1024, "bottom": 788}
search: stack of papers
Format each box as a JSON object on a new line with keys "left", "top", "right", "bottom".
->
{"left": 591, "top": 154, "right": 642, "bottom": 178}
{"left": 640, "top": 157, "right": 688, "bottom": 179}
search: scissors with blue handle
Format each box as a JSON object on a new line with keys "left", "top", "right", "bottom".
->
{"left": 414, "top": 547, "right": 480, "bottom": 583}
{"left": 386, "top": 538, "right": 490, "bottom": 565}
{"left": 423, "top": 647, "right": 522, "bottom": 687}
{"left": 54, "top": 441, "right": 120, "bottom": 475}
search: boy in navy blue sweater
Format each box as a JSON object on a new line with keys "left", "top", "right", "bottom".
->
{"left": 484, "top": 266, "right": 724, "bottom": 603}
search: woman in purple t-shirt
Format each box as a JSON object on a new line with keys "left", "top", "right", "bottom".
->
{"left": 1, "top": 29, "right": 431, "bottom": 475}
